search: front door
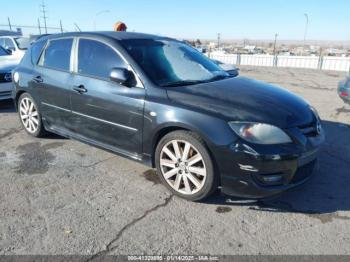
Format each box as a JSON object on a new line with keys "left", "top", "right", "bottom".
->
{"left": 70, "top": 38, "right": 145, "bottom": 157}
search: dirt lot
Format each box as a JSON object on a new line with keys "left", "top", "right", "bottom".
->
{"left": 0, "top": 66, "right": 349, "bottom": 256}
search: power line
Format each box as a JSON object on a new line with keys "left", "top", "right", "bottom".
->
{"left": 0, "top": 24, "right": 62, "bottom": 30}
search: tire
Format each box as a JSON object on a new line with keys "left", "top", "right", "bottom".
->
{"left": 18, "top": 93, "right": 47, "bottom": 137}
{"left": 155, "top": 130, "right": 218, "bottom": 201}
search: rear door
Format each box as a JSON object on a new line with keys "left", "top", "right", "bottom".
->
{"left": 70, "top": 38, "right": 145, "bottom": 157}
{"left": 36, "top": 38, "right": 74, "bottom": 131}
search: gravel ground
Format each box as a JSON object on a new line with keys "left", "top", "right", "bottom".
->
{"left": 0, "top": 66, "right": 349, "bottom": 256}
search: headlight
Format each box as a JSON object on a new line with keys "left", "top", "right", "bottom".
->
{"left": 13, "top": 71, "right": 19, "bottom": 83}
{"left": 228, "top": 122, "right": 292, "bottom": 144}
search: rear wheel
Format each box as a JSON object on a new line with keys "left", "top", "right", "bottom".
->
{"left": 155, "top": 131, "right": 217, "bottom": 201}
{"left": 18, "top": 93, "right": 47, "bottom": 137}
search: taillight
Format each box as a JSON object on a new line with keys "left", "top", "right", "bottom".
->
{"left": 340, "top": 91, "right": 349, "bottom": 97}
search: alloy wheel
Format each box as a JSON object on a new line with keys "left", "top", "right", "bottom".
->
{"left": 160, "top": 140, "right": 207, "bottom": 195}
{"left": 19, "top": 97, "right": 39, "bottom": 134}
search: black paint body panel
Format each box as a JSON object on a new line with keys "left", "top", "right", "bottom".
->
{"left": 12, "top": 32, "right": 325, "bottom": 198}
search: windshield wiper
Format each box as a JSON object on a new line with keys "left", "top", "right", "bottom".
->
{"left": 160, "top": 80, "right": 206, "bottom": 87}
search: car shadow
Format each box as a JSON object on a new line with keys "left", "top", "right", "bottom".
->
{"left": 0, "top": 99, "right": 66, "bottom": 140}
{"left": 203, "top": 120, "right": 350, "bottom": 215}
{"left": 0, "top": 99, "right": 16, "bottom": 113}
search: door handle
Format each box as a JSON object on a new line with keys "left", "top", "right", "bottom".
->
{"left": 73, "top": 85, "right": 87, "bottom": 94}
{"left": 32, "top": 76, "right": 43, "bottom": 83}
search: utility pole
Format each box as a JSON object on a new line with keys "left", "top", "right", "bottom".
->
{"left": 74, "top": 23, "right": 82, "bottom": 32}
{"left": 303, "top": 13, "right": 309, "bottom": 54}
{"left": 37, "top": 18, "right": 42, "bottom": 34}
{"left": 40, "top": 0, "right": 48, "bottom": 34}
{"left": 273, "top": 33, "right": 278, "bottom": 56}
{"left": 7, "top": 17, "right": 12, "bottom": 31}
{"left": 217, "top": 33, "right": 221, "bottom": 49}
{"left": 60, "top": 20, "right": 63, "bottom": 33}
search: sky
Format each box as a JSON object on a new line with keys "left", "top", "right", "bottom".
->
{"left": 1, "top": 0, "right": 349, "bottom": 41}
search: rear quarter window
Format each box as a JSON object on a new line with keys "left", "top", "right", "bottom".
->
{"left": 31, "top": 40, "right": 47, "bottom": 65}
{"left": 42, "top": 38, "right": 73, "bottom": 71}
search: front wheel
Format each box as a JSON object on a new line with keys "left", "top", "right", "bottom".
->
{"left": 155, "top": 131, "right": 218, "bottom": 201}
{"left": 18, "top": 93, "right": 47, "bottom": 137}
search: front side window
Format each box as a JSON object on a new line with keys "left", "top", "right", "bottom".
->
{"left": 78, "top": 39, "right": 126, "bottom": 79}
{"left": 121, "top": 39, "right": 228, "bottom": 87}
{"left": 0, "top": 38, "right": 15, "bottom": 50}
{"left": 42, "top": 38, "right": 73, "bottom": 71}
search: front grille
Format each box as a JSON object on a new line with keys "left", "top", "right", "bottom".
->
{"left": 0, "top": 91, "right": 12, "bottom": 97}
{"left": 298, "top": 121, "right": 319, "bottom": 137}
{"left": 0, "top": 73, "right": 11, "bottom": 83}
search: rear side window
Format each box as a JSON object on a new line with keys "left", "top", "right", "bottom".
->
{"left": 78, "top": 39, "right": 126, "bottom": 79}
{"left": 42, "top": 38, "right": 73, "bottom": 71}
{"left": 31, "top": 40, "right": 47, "bottom": 65}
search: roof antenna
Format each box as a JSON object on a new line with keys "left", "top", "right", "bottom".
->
{"left": 74, "top": 23, "right": 81, "bottom": 32}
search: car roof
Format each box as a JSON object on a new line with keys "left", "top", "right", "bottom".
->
{"left": 42, "top": 31, "right": 171, "bottom": 41}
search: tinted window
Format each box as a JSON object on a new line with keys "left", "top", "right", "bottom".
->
{"left": 0, "top": 47, "right": 9, "bottom": 56}
{"left": 43, "top": 38, "right": 73, "bottom": 71}
{"left": 0, "top": 38, "right": 15, "bottom": 50}
{"left": 78, "top": 39, "right": 126, "bottom": 79}
{"left": 31, "top": 40, "right": 47, "bottom": 64}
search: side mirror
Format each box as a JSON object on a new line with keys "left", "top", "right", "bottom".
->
{"left": 110, "top": 68, "right": 131, "bottom": 85}
{"left": 227, "top": 68, "right": 240, "bottom": 77}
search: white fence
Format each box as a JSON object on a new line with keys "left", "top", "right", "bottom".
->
{"left": 277, "top": 56, "right": 319, "bottom": 69}
{"left": 209, "top": 53, "right": 350, "bottom": 72}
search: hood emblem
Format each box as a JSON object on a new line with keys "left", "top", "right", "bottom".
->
{"left": 4, "top": 73, "right": 12, "bottom": 82}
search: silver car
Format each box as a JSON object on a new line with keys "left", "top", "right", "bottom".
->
{"left": 0, "top": 47, "right": 16, "bottom": 101}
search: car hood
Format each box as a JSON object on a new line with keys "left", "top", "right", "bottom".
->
{"left": 0, "top": 55, "right": 20, "bottom": 71}
{"left": 0, "top": 63, "right": 16, "bottom": 73}
{"left": 166, "top": 76, "right": 314, "bottom": 128}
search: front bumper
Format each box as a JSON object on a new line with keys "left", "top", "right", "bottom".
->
{"left": 212, "top": 126, "right": 325, "bottom": 199}
{"left": 0, "top": 82, "right": 13, "bottom": 101}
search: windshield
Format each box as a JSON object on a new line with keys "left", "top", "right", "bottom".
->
{"left": 14, "top": 37, "right": 30, "bottom": 50}
{"left": 121, "top": 39, "right": 229, "bottom": 87}
{"left": 0, "top": 46, "right": 9, "bottom": 56}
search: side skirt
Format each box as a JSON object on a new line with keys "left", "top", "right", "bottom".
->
{"left": 44, "top": 124, "right": 153, "bottom": 167}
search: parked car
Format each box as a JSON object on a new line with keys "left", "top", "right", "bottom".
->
{"left": 0, "top": 36, "right": 30, "bottom": 60}
{"left": 12, "top": 32, "right": 324, "bottom": 201}
{"left": 212, "top": 59, "right": 240, "bottom": 77}
{"left": 338, "top": 76, "right": 350, "bottom": 105}
{"left": 0, "top": 47, "right": 17, "bottom": 100}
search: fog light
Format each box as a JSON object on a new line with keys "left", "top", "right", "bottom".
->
{"left": 262, "top": 175, "right": 283, "bottom": 183}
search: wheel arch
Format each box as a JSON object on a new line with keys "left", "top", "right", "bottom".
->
{"left": 150, "top": 123, "right": 219, "bottom": 177}
{"left": 14, "top": 90, "right": 27, "bottom": 109}
{"left": 151, "top": 125, "right": 189, "bottom": 167}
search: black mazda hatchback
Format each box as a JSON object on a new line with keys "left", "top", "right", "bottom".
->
{"left": 12, "top": 32, "right": 324, "bottom": 201}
